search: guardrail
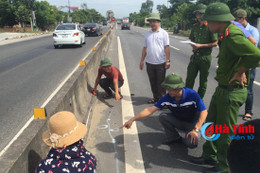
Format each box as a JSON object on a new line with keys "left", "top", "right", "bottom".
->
{"left": 0, "top": 28, "right": 113, "bottom": 173}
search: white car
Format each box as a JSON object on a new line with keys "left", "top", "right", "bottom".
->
{"left": 53, "top": 23, "right": 85, "bottom": 48}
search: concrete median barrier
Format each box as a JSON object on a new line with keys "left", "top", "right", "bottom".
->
{"left": 0, "top": 28, "right": 113, "bottom": 173}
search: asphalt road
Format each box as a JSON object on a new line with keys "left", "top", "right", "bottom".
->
{"left": 0, "top": 26, "right": 109, "bottom": 151}
{"left": 87, "top": 24, "right": 260, "bottom": 173}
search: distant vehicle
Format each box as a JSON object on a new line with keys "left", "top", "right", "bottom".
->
{"left": 122, "top": 17, "right": 129, "bottom": 23}
{"left": 53, "top": 23, "right": 85, "bottom": 48}
{"left": 121, "top": 22, "right": 130, "bottom": 30}
{"left": 83, "top": 23, "right": 102, "bottom": 36}
{"left": 117, "top": 19, "right": 122, "bottom": 25}
{"left": 102, "top": 20, "right": 107, "bottom": 26}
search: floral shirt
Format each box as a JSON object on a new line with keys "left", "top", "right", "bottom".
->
{"left": 35, "top": 140, "right": 96, "bottom": 173}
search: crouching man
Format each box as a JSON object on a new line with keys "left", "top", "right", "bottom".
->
{"left": 121, "top": 73, "right": 208, "bottom": 148}
{"left": 93, "top": 58, "right": 124, "bottom": 100}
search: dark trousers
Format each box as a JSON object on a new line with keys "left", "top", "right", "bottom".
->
{"left": 99, "top": 78, "right": 124, "bottom": 95}
{"left": 245, "top": 68, "right": 256, "bottom": 114}
{"left": 159, "top": 112, "right": 200, "bottom": 149}
{"left": 146, "top": 62, "right": 166, "bottom": 100}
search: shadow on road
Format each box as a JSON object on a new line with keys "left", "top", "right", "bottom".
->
{"left": 95, "top": 132, "right": 208, "bottom": 172}
{"left": 28, "top": 150, "right": 41, "bottom": 173}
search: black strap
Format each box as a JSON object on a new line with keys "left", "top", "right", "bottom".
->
{"left": 219, "top": 84, "right": 243, "bottom": 91}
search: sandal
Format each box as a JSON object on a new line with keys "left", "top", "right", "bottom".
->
{"left": 147, "top": 98, "right": 158, "bottom": 104}
{"left": 103, "top": 93, "right": 112, "bottom": 99}
{"left": 243, "top": 113, "right": 253, "bottom": 121}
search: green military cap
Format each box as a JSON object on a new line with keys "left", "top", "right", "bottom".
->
{"left": 100, "top": 58, "right": 112, "bottom": 67}
{"left": 147, "top": 13, "right": 161, "bottom": 22}
{"left": 233, "top": 9, "right": 247, "bottom": 18}
{"left": 194, "top": 3, "right": 207, "bottom": 14}
{"left": 203, "top": 2, "right": 235, "bottom": 22}
{"left": 161, "top": 73, "right": 185, "bottom": 90}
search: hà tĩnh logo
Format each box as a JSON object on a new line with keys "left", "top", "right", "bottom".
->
{"left": 201, "top": 122, "right": 255, "bottom": 141}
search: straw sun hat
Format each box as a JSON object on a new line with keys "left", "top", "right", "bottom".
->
{"left": 42, "top": 111, "right": 87, "bottom": 148}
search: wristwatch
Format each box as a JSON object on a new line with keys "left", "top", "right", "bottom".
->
{"left": 193, "top": 128, "right": 200, "bottom": 133}
{"left": 166, "top": 59, "right": 170, "bottom": 63}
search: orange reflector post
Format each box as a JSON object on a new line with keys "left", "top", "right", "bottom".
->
{"left": 80, "top": 60, "right": 86, "bottom": 66}
{"left": 99, "top": 40, "right": 102, "bottom": 43}
{"left": 93, "top": 46, "right": 97, "bottom": 51}
{"left": 34, "top": 108, "right": 46, "bottom": 119}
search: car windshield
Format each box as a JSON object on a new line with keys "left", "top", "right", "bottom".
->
{"left": 56, "top": 25, "right": 76, "bottom": 30}
{"left": 123, "top": 23, "right": 128, "bottom": 25}
{"left": 84, "top": 24, "right": 96, "bottom": 27}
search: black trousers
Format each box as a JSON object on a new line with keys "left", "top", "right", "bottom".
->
{"left": 99, "top": 78, "right": 124, "bottom": 95}
{"left": 146, "top": 62, "right": 166, "bottom": 100}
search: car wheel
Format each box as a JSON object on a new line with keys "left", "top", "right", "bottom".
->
{"left": 54, "top": 45, "right": 59, "bottom": 49}
{"left": 83, "top": 38, "right": 86, "bottom": 44}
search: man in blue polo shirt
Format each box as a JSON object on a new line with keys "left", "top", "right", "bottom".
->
{"left": 121, "top": 73, "right": 208, "bottom": 148}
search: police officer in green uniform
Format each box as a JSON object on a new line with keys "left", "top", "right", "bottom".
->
{"left": 185, "top": 4, "right": 218, "bottom": 99}
{"left": 190, "top": 3, "right": 260, "bottom": 173}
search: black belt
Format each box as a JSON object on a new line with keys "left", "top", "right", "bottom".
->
{"left": 193, "top": 50, "right": 211, "bottom": 56}
{"left": 194, "top": 52, "right": 211, "bottom": 56}
{"left": 219, "top": 84, "right": 243, "bottom": 91}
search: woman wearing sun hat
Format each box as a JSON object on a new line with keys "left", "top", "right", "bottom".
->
{"left": 35, "top": 111, "right": 97, "bottom": 173}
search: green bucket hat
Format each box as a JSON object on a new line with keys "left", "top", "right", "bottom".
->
{"left": 233, "top": 9, "right": 247, "bottom": 18}
{"left": 100, "top": 58, "right": 112, "bottom": 67}
{"left": 194, "top": 3, "right": 207, "bottom": 14}
{"left": 147, "top": 13, "right": 161, "bottom": 22}
{"left": 203, "top": 2, "right": 235, "bottom": 22}
{"left": 161, "top": 74, "right": 185, "bottom": 90}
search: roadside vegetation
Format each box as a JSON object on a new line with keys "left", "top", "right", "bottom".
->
{"left": 0, "top": 1, "right": 104, "bottom": 32}
{"left": 130, "top": 0, "right": 260, "bottom": 35}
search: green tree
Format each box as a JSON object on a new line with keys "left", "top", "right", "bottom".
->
{"left": 140, "top": 0, "right": 153, "bottom": 14}
{"left": 0, "top": 0, "right": 16, "bottom": 27}
{"left": 173, "top": 3, "right": 191, "bottom": 30}
{"left": 14, "top": 4, "right": 30, "bottom": 27}
{"left": 157, "top": 4, "right": 171, "bottom": 18}
{"left": 34, "top": 1, "right": 62, "bottom": 30}
{"left": 71, "top": 11, "right": 88, "bottom": 23}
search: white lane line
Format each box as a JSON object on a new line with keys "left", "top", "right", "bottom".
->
{"left": 170, "top": 45, "right": 180, "bottom": 50}
{"left": 254, "top": 81, "right": 260, "bottom": 86}
{"left": 117, "top": 36, "right": 146, "bottom": 173}
{"left": 0, "top": 35, "right": 106, "bottom": 157}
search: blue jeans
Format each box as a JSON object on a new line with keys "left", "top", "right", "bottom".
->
{"left": 245, "top": 68, "right": 256, "bottom": 114}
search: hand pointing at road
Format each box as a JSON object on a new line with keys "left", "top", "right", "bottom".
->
{"left": 120, "top": 119, "right": 134, "bottom": 129}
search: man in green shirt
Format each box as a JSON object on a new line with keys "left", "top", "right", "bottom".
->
{"left": 185, "top": 4, "right": 218, "bottom": 99}
{"left": 190, "top": 3, "right": 260, "bottom": 173}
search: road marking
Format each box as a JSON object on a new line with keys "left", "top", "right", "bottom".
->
{"left": 0, "top": 32, "right": 107, "bottom": 157}
{"left": 170, "top": 45, "right": 180, "bottom": 50}
{"left": 117, "top": 36, "right": 146, "bottom": 173}
{"left": 254, "top": 81, "right": 260, "bottom": 86}
{"left": 107, "top": 111, "right": 120, "bottom": 173}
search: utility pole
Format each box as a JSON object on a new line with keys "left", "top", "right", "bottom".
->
{"left": 30, "top": 0, "right": 34, "bottom": 31}
{"left": 68, "top": 0, "right": 72, "bottom": 22}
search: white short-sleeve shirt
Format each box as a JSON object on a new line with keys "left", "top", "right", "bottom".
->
{"left": 143, "top": 28, "right": 170, "bottom": 64}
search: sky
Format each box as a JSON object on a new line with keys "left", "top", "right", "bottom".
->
{"left": 47, "top": 0, "right": 168, "bottom": 18}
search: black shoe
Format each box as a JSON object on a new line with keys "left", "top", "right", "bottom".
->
{"left": 190, "top": 156, "right": 218, "bottom": 166}
{"left": 203, "top": 166, "right": 228, "bottom": 173}
{"left": 162, "top": 137, "right": 182, "bottom": 145}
